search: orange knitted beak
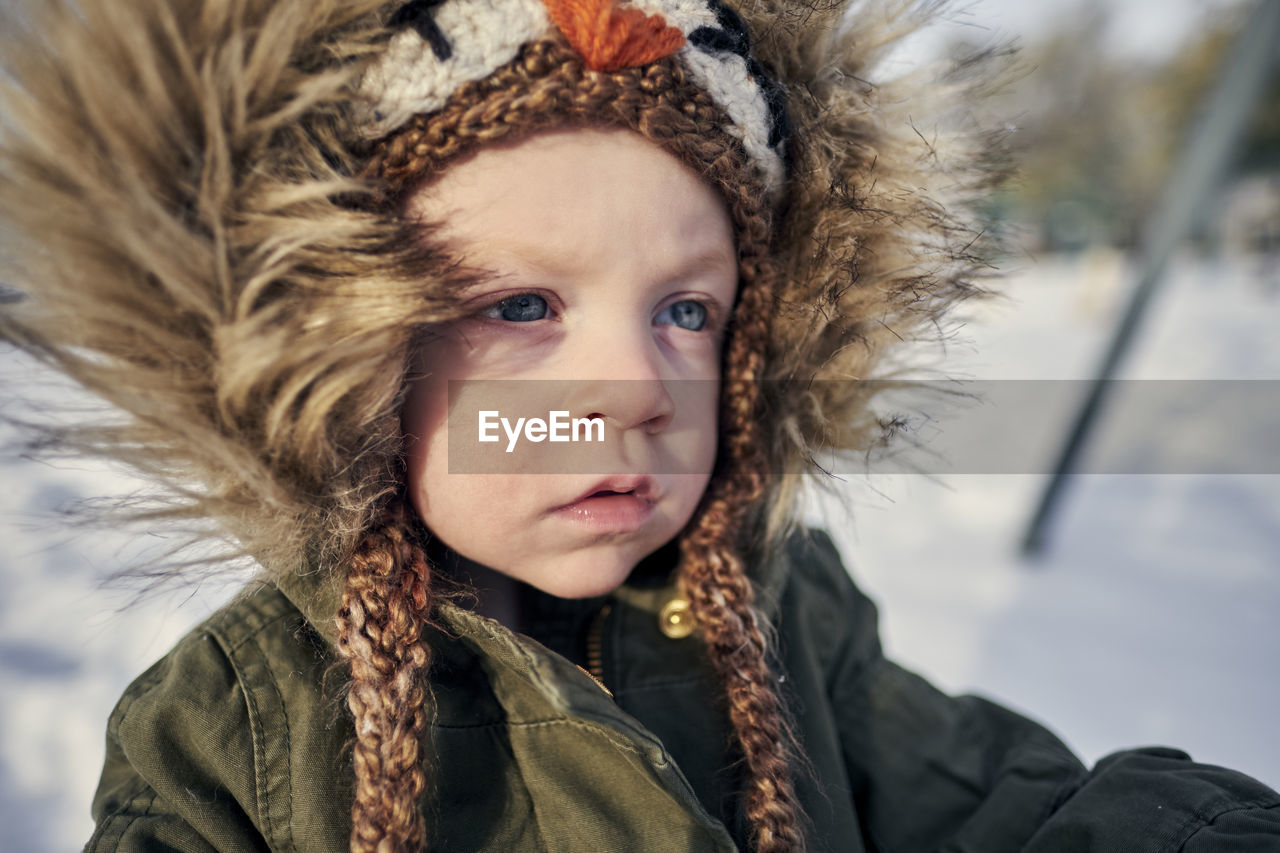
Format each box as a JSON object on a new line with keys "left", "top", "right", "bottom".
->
{"left": 541, "top": 0, "right": 685, "bottom": 72}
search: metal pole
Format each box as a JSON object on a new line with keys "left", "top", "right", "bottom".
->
{"left": 1020, "top": 0, "right": 1280, "bottom": 557}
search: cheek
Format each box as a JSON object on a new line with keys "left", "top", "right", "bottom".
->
{"left": 402, "top": 373, "right": 450, "bottom": 519}
{"left": 403, "top": 371, "right": 521, "bottom": 553}
{"left": 661, "top": 379, "right": 720, "bottom": 529}
{"left": 671, "top": 377, "right": 721, "bottom": 471}
{"left": 692, "top": 381, "right": 721, "bottom": 499}
{"left": 658, "top": 328, "right": 727, "bottom": 381}
{"left": 696, "top": 386, "right": 720, "bottom": 469}
{"left": 403, "top": 332, "right": 476, "bottom": 520}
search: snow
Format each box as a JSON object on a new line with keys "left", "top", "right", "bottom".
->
{"left": 808, "top": 249, "right": 1280, "bottom": 786}
{"left": 1, "top": 252, "right": 1278, "bottom": 851}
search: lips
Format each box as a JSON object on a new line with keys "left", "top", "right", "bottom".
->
{"left": 565, "top": 475, "right": 658, "bottom": 507}
{"left": 552, "top": 475, "right": 659, "bottom": 532}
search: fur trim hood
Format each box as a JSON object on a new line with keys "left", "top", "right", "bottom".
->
{"left": 0, "top": 0, "right": 1005, "bottom": 584}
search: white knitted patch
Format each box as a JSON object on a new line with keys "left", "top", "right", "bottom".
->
{"left": 357, "top": 0, "right": 785, "bottom": 196}
{"left": 678, "top": 44, "right": 784, "bottom": 196}
{"left": 355, "top": 0, "right": 552, "bottom": 138}
{"left": 625, "top": 0, "right": 786, "bottom": 194}
{"left": 629, "top": 0, "right": 717, "bottom": 33}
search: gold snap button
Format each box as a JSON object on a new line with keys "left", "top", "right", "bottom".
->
{"left": 659, "top": 598, "right": 696, "bottom": 639}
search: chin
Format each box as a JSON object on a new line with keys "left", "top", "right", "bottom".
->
{"left": 527, "top": 549, "right": 642, "bottom": 599}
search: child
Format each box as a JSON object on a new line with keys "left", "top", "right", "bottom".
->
{"left": 1, "top": 0, "right": 1276, "bottom": 851}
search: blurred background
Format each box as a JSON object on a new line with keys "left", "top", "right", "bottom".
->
{"left": 2, "top": 0, "right": 1278, "bottom": 850}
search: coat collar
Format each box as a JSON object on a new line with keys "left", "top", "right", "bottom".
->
{"left": 274, "top": 532, "right": 791, "bottom": 658}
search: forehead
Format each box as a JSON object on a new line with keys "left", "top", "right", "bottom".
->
{"left": 403, "top": 128, "right": 735, "bottom": 271}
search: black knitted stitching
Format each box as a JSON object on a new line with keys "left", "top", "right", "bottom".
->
{"left": 390, "top": 0, "right": 453, "bottom": 62}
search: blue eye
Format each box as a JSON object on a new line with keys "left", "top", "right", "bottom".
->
{"left": 656, "top": 300, "right": 708, "bottom": 331}
{"left": 485, "top": 293, "right": 548, "bottom": 323}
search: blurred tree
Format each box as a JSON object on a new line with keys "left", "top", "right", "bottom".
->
{"left": 963, "top": 0, "right": 1275, "bottom": 253}
{"left": 1238, "top": 72, "right": 1280, "bottom": 173}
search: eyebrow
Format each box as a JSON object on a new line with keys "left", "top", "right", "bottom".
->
{"left": 663, "top": 245, "right": 739, "bottom": 283}
{"left": 462, "top": 240, "right": 738, "bottom": 285}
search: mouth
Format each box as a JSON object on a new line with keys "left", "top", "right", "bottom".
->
{"left": 565, "top": 475, "right": 659, "bottom": 507}
{"left": 551, "top": 476, "right": 659, "bottom": 531}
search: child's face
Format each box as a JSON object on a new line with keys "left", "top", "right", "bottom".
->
{"left": 401, "top": 128, "right": 737, "bottom": 598}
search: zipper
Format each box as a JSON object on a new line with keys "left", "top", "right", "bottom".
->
{"left": 584, "top": 603, "right": 613, "bottom": 695}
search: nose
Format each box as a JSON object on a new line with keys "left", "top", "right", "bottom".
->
{"left": 562, "top": 325, "right": 676, "bottom": 434}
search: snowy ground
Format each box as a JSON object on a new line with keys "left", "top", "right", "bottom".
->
{"left": 1, "top": 251, "right": 1277, "bottom": 852}
{"left": 809, "top": 249, "right": 1280, "bottom": 787}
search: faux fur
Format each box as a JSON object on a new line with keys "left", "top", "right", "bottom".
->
{"left": 0, "top": 0, "right": 1008, "bottom": 583}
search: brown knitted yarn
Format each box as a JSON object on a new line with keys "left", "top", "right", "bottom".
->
{"left": 355, "top": 36, "right": 803, "bottom": 853}
{"left": 336, "top": 497, "right": 434, "bottom": 853}
{"left": 678, "top": 253, "right": 806, "bottom": 853}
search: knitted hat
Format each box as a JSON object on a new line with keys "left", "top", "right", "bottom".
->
{"left": 360, "top": 0, "right": 790, "bottom": 196}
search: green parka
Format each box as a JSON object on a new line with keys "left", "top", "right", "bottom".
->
{"left": 87, "top": 530, "right": 1280, "bottom": 852}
